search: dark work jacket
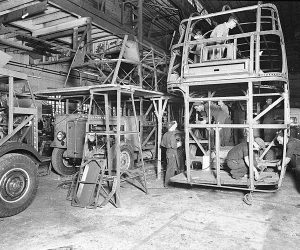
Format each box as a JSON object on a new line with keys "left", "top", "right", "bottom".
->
{"left": 161, "top": 130, "right": 182, "bottom": 159}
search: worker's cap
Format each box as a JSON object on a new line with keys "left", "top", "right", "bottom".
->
{"left": 254, "top": 137, "right": 265, "bottom": 149}
{"left": 194, "top": 102, "right": 204, "bottom": 107}
{"left": 228, "top": 16, "right": 239, "bottom": 24}
{"left": 167, "top": 120, "right": 177, "bottom": 129}
{"left": 276, "top": 130, "right": 284, "bottom": 138}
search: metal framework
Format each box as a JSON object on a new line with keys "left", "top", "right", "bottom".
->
{"left": 167, "top": 3, "right": 290, "bottom": 192}
{"left": 0, "top": 68, "right": 38, "bottom": 150}
{"left": 35, "top": 84, "right": 166, "bottom": 206}
{"left": 66, "top": 34, "right": 168, "bottom": 92}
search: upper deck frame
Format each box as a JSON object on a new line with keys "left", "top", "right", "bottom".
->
{"left": 168, "top": 3, "right": 288, "bottom": 88}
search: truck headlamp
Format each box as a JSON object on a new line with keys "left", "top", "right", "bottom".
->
{"left": 56, "top": 131, "right": 66, "bottom": 141}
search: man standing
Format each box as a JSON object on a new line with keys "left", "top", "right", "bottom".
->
{"left": 231, "top": 101, "right": 246, "bottom": 144}
{"left": 161, "top": 121, "right": 184, "bottom": 186}
{"left": 276, "top": 131, "right": 300, "bottom": 179}
{"left": 210, "top": 16, "right": 238, "bottom": 41}
{"left": 226, "top": 137, "right": 265, "bottom": 180}
{"left": 209, "top": 16, "right": 238, "bottom": 59}
{"left": 262, "top": 97, "right": 276, "bottom": 142}
{"left": 263, "top": 97, "right": 273, "bottom": 110}
{"left": 193, "top": 102, "right": 208, "bottom": 139}
{"left": 193, "top": 101, "right": 232, "bottom": 146}
{"left": 217, "top": 100, "right": 232, "bottom": 146}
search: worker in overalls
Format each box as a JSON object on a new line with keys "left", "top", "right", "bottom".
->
{"left": 276, "top": 131, "right": 300, "bottom": 181}
{"left": 161, "top": 121, "right": 183, "bottom": 186}
{"left": 226, "top": 137, "right": 265, "bottom": 180}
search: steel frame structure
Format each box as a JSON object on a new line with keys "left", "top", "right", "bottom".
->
{"left": 167, "top": 3, "right": 290, "bottom": 192}
{"left": 35, "top": 84, "right": 166, "bottom": 206}
{"left": 0, "top": 68, "right": 38, "bottom": 150}
{"left": 67, "top": 34, "right": 168, "bottom": 92}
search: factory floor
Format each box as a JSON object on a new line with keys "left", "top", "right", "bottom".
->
{"left": 1, "top": 164, "right": 300, "bottom": 250}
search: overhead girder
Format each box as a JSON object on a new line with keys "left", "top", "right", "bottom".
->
{"left": 48, "top": 0, "right": 170, "bottom": 52}
{"left": 0, "top": 0, "right": 38, "bottom": 12}
{"left": 48, "top": 0, "right": 134, "bottom": 37}
{"left": 32, "top": 17, "right": 91, "bottom": 37}
{"left": 0, "top": 1, "right": 48, "bottom": 24}
{"left": 168, "top": 0, "right": 198, "bottom": 19}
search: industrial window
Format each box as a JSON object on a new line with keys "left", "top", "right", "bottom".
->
{"left": 43, "top": 96, "right": 65, "bottom": 116}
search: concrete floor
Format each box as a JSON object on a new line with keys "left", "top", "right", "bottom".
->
{"left": 1, "top": 165, "right": 300, "bottom": 250}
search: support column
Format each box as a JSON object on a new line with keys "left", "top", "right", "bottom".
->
{"left": 111, "top": 35, "right": 128, "bottom": 85}
{"left": 115, "top": 89, "right": 121, "bottom": 207}
{"left": 152, "top": 97, "right": 168, "bottom": 179}
{"left": 8, "top": 76, "right": 14, "bottom": 135}
{"left": 104, "top": 93, "right": 111, "bottom": 176}
{"left": 278, "top": 84, "right": 290, "bottom": 187}
{"left": 72, "top": 27, "right": 78, "bottom": 50}
{"left": 248, "top": 81, "right": 254, "bottom": 190}
{"left": 184, "top": 87, "right": 191, "bottom": 182}
{"left": 255, "top": 4, "right": 261, "bottom": 74}
{"left": 215, "top": 124, "right": 221, "bottom": 186}
{"left": 138, "top": 0, "right": 143, "bottom": 43}
{"left": 86, "top": 22, "right": 92, "bottom": 53}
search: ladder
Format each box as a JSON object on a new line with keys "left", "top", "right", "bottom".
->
{"left": 70, "top": 88, "right": 147, "bottom": 209}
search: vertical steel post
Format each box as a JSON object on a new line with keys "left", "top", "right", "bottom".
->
{"left": 278, "top": 85, "right": 289, "bottom": 187}
{"left": 208, "top": 91, "right": 212, "bottom": 162}
{"left": 111, "top": 35, "right": 128, "bottom": 85}
{"left": 151, "top": 48, "right": 158, "bottom": 91}
{"left": 215, "top": 124, "right": 221, "bottom": 186}
{"left": 139, "top": 97, "right": 144, "bottom": 150}
{"left": 184, "top": 86, "right": 191, "bottom": 182}
{"left": 138, "top": 0, "right": 143, "bottom": 43}
{"left": 248, "top": 81, "right": 254, "bottom": 190}
{"left": 73, "top": 27, "right": 78, "bottom": 50}
{"left": 8, "top": 76, "right": 13, "bottom": 135}
{"left": 131, "top": 92, "right": 148, "bottom": 193}
{"left": 86, "top": 22, "right": 92, "bottom": 53}
{"left": 115, "top": 89, "right": 121, "bottom": 207}
{"left": 104, "top": 93, "right": 111, "bottom": 175}
{"left": 249, "top": 35, "right": 254, "bottom": 74}
{"left": 255, "top": 3, "right": 261, "bottom": 74}
{"left": 156, "top": 98, "right": 163, "bottom": 179}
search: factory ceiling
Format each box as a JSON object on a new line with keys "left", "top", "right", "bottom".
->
{"left": 0, "top": 1, "right": 298, "bottom": 55}
{"left": 0, "top": 0, "right": 299, "bottom": 103}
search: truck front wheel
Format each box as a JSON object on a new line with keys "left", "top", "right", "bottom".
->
{"left": 51, "top": 148, "right": 78, "bottom": 176}
{"left": 111, "top": 144, "right": 134, "bottom": 173}
{"left": 0, "top": 153, "right": 38, "bottom": 218}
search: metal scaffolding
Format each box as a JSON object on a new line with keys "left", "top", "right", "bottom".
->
{"left": 35, "top": 85, "right": 166, "bottom": 207}
{"left": 167, "top": 3, "right": 290, "bottom": 192}
{"left": 0, "top": 68, "right": 38, "bottom": 150}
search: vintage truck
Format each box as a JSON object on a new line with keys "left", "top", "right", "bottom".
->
{"left": 50, "top": 109, "right": 156, "bottom": 176}
{"left": 0, "top": 66, "right": 50, "bottom": 218}
{"left": 51, "top": 113, "right": 142, "bottom": 176}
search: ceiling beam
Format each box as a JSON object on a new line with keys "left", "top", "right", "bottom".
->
{"left": 39, "top": 26, "right": 86, "bottom": 40}
{"left": 32, "top": 11, "right": 70, "bottom": 25}
{"left": 150, "top": 30, "right": 175, "bottom": 37}
{"left": 32, "top": 17, "right": 91, "bottom": 37}
{"left": 169, "top": 0, "right": 198, "bottom": 19}
{"left": 0, "top": 1, "right": 48, "bottom": 24}
{"left": 49, "top": 0, "right": 134, "bottom": 36}
{"left": 48, "top": 0, "right": 166, "bottom": 52}
{"left": 43, "top": 16, "right": 75, "bottom": 28}
{"left": 0, "top": 0, "right": 36, "bottom": 13}
{"left": 0, "top": 37, "right": 33, "bottom": 52}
